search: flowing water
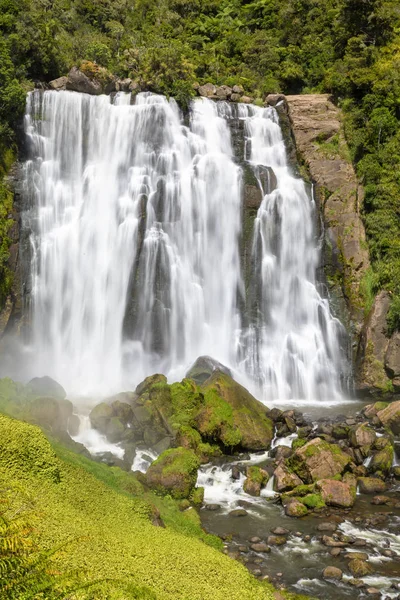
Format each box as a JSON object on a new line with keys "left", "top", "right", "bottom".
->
{"left": 22, "top": 90, "right": 347, "bottom": 402}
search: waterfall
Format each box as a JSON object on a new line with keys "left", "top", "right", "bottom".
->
{"left": 22, "top": 90, "right": 347, "bottom": 401}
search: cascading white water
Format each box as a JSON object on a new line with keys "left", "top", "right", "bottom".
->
{"left": 237, "top": 104, "right": 348, "bottom": 401}
{"left": 24, "top": 91, "right": 242, "bottom": 396}
{"left": 23, "top": 90, "right": 347, "bottom": 401}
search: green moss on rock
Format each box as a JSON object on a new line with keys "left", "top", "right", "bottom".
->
{"left": 146, "top": 447, "right": 200, "bottom": 499}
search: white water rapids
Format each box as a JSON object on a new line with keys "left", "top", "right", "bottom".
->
{"left": 23, "top": 90, "right": 348, "bottom": 401}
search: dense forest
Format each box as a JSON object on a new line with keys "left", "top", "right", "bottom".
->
{"left": 1, "top": 0, "right": 400, "bottom": 328}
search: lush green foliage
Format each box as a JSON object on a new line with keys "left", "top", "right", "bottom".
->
{"left": 0, "top": 0, "right": 399, "bottom": 325}
{"left": 0, "top": 412, "right": 279, "bottom": 599}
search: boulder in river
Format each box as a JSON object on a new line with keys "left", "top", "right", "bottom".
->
{"left": 322, "top": 566, "right": 343, "bottom": 580}
{"left": 287, "top": 437, "right": 351, "bottom": 483}
{"left": 347, "top": 558, "right": 374, "bottom": 577}
{"left": 273, "top": 464, "right": 303, "bottom": 492}
{"left": 350, "top": 423, "right": 376, "bottom": 448}
{"left": 377, "top": 400, "right": 400, "bottom": 435}
{"left": 146, "top": 447, "right": 200, "bottom": 499}
{"left": 243, "top": 466, "right": 269, "bottom": 496}
{"left": 370, "top": 444, "right": 394, "bottom": 475}
{"left": 357, "top": 477, "right": 386, "bottom": 494}
{"left": 316, "top": 479, "right": 355, "bottom": 508}
{"left": 284, "top": 499, "right": 308, "bottom": 517}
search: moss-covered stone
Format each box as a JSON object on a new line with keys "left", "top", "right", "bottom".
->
{"left": 243, "top": 466, "right": 269, "bottom": 496}
{"left": 287, "top": 437, "right": 351, "bottom": 483}
{"left": 89, "top": 402, "right": 113, "bottom": 434}
{"left": 370, "top": 444, "right": 394, "bottom": 475}
{"left": 199, "top": 372, "right": 274, "bottom": 451}
{"left": 146, "top": 447, "right": 201, "bottom": 499}
{"left": 300, "top": 493, "right": 326, "bottom": 510}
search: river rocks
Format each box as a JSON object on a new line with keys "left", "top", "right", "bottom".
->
{"left": 284, "top": 499, "right": 308, "bottom": 517}
{"left": 27, "top": 396, "right": 71, "bottom": 432}
{"left": 322, "top": 536, "right": 346, "bottom": 548}
{"left": 377, "top": 400, "right": 400, "bottom": 435}
{"left": 370, "top": 445, "right": 394, "bottom": 475}
{"left": 186, "top": 356, "right": 232, "bottom": 385}
{"left": 243, "top": 466, "right": 269, "bottom": 496}
{"left": 357, "top": 477, "right": 387, "bottom": 494}
{"left": 250, "top": 542, "right": 270, "bottom": 552}
{"left": 267, "top": 535, "right": 287, "bottom": 546}
{"left": 370, "top": 495, "right": 391, "bottom": 505}
{"left": 146, "top": 447, "right": 200, "bottom": 499}
{"left": 27, "top": 376, "right": 66, "bottom": 400}
{"left": 316, "top": 479, "right": 355, "bottom": 508}
{"left": 350, "top": 423, "right": 376, "bottom": 448}
{"left": 317, "top": 522, "right": 337, "bottom": 532}
{"left": 229, "top": 509, "right": 248, "bottom": 517}
{"left": 348, "top": 558, "right": 374, "bottom": 577}
{"left": 244, "top": 185, "right": 263, "bottom": 209}
{"left": 89, "top": 402, "right": 113, "bottom": 434}
{"left": 322, "top": 566, "right": 343, "bottom": 580}
{"left": 273, "top": 464, "right": 303, "bottom": 492}
{"left": 215, "top": 85, "right": 232, "bottom": 100}
{"left": 287, "top": 437, "right": 351, "bottom": 483}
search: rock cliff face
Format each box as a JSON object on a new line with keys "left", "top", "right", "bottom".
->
{"left": 283, "top": 94, "right": 369, "bottom": 332}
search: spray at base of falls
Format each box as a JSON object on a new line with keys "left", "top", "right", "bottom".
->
{"left": 23, "top": 90, "right": 348, "bottom": 402}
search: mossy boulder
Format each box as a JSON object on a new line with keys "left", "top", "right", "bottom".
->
{"left": 357, "top": 477, "right": 387, "bottom": 494}
{"left": 27, "top": 396, "right": 75, "bottom": 433}
{"left": 300, "top": 493, "right": 326, "bottom": 510}
{"left": 349, "top": 423, "right": 376, "bottom": 448}
{"left": 316, "top": 479, "right": 355, "bottom": 508}
{"left": 0, "top": 413, "right": 60, "bottom": 482}
{"left": 370, "top": 445, "right": 394, "bottom": 475}
{"left": 377, "top": 400, "right": 400, "bottom": 435}
{"left": 348, "top": 559, "right": 374, "bottom": 577}
{"left": 89, "top": 402, "right": 114, "bottom": 434}
{"left": 146, "top": 447, "right": 200, "bottom": 499}
{"left": 27, "top": 376, "right": 66, "bottom": 400}
{"left": 273, "top": 464, "right": 303, "bottom": 492}
{"left": 243, "top": 466, "right": 269, "bottom": 496}
{"left": 287, "top": 437, "right": 351, "bottom": 483}
{"left": 284, "top": 499, "right": 308, "bottom": 517}
{"left": 198, "top": 372, "right": 274, "bottom": 450}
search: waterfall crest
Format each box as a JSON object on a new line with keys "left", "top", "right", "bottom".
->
{"left": 23, "top": 90, "right": 348, "bottom": 400}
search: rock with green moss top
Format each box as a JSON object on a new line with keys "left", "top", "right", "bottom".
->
{"left": 198, "top": 372, "right": 274, "bottom": 451}
{"left": 357, "top": 477, "right": 386, "bottom": 493}
{"left": 292, "top": 438, "right": 307, "bottom": 451}
{"left": 135, "top": 373, "right": 167, "bottom": 395}
{"left": 27, "top": 376, "right": 66, "bottom": 400}
{"left": 332, "top": 425, "right": 349, "bottom": 440}
{"left": 0, "top": 413, "right": 60, "bottom": 482}
{"left": 106, "top": 416, "right": 126, "bottom": 443}
{"left": 348, "top": 559, "right": 374, "bottom": 577}
{"left": 186, "top": 355, "right": 232, "bottom": 385}
{"left": 364, "top": 401, "right": 389, "bottom": 418}
{"left": 370, "top": 445, "right": 394, "bottom": 475}
{"left": 284, "top": 498, "right": 308, "bottom": 517}
{"left": 190, "top": 486, "right": 204, "bottom": 505}
{"left": 315, "top": 479, "right": 355, "bottom": 507}
{"left": 377, "top": 400, "right": 400, "bottom": 435}
{"left": 146, "top": 447, "right": 200, "bottom": 499}
{"left": 392, "top": 466, "right": 400, "bottom": 478}
{"left": 299, "top": 493, "right": 326, "bottom": 510}
{"left": 287, "top": 437, "right": 351, "bottom": 483}
{"left": 349, "top": 423, "right": 376, "bottom": 448}
{"left": 273, "top": 463, "right": 303, "bottom": 492}
{"left": 243, "top": 466, "right": 269, "bottom": 496}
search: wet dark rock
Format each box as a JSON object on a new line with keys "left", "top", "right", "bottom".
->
{"left": 250, "top": 542, "right": 271, "bottom": 553}
{"left": 371, "top": 495, "right": 391, "bottom": 505}
{"left": 317, "top": 522, "right": 337, "bottom": 532}
{"left": 270, "top": 445, "right": 292, "bottom": 461}
{"left": 269, "top": 408, "right": 283, "bottom": 422}
{"left": 66, "top": 66, "right": 103, "bottom": 95}
{"left": 267, "top": 535, "right": 287, "bottom": 546}
{"left": 272, "top": 527, "right": 289, "bottom": 535}
{"left": 322, "top": 566, "right": 343, "bottom": 579}
{"left": 231, "top": 465, "right": 241, "bottom": 480}
{"left": 229, "top": 509, "right": 248, "bottom": 517}
{"left": 322, "top": 535, "right": 346, "bottom": 548}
